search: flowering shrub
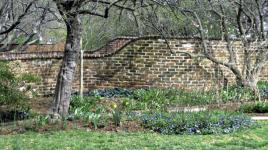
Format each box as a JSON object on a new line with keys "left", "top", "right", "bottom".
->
{"left": 140, "top": 111, "right": 255, "bottom": 135}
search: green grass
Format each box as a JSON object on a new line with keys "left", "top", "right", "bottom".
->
{"left": 1, "top": 121, "right": 268, "bottom": 150}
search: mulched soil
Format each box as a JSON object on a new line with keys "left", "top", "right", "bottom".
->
{"left": 0, "top": 119, "right": 145, "bottom": 135}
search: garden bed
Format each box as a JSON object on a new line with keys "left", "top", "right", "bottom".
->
{"left": 1, "top": 86, "right": 268, "bottom": 136}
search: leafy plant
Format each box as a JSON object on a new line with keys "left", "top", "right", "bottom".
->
{"left": 258, "top": 81, "right": 268, "bottom": 99}
{"left": 112, "top": 110, "right": 122, "bottom": 127}
{"left": 220, "top": 86, "right": 258, "bottom": 102}
{"left": 69, "top": 106, "right": 105, "bottom": 129}
{"left": 69, "top": 96, "right": 101, "bottom": 113}
{"left": 171, "top": 90, "right": 215, "bottom": 106}
{"left": 77, "top": 85, "right": 267, "bottom": 112}
{"left": 110, "top": 102, "right": 122, "bottom": 127}
{"left": 140, "top": 111, "right": 255, "bottom": 135}
{"left": 85, "top": 88, "right": 134, "bottom": 98}
{"left": 239, "top": 102, "right": 268, "bottom": 113}
{"left": 0, "top": 61, "right": 28, "bottom": 111}
{"left": 258, "top": 81, "right": 268, "bottom": 90}
{"left": 132, "top": 88, "right": 177, "bottom": 111}
{"left": 35, "top": 115, "right": 50, "bottom": 127}
{"left": 18, "top": 73, "right": 42, "bottom": 83}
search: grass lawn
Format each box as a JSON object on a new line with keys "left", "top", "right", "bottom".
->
{"left": 0, "top": 121, "right": 267, "bottom": 150}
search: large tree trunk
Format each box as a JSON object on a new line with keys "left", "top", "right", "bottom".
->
{"left": 52, "top": 14, "right": 82, "bottom": 118}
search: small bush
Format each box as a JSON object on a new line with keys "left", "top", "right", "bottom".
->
{"left": 239, "top": 102, "right": 268, "bottom": 113}
{"left": 0, "top": 61, "right": 38, "bottom": 110}
{"left": 140, "top": 111, "right": 255, "bottom": 135}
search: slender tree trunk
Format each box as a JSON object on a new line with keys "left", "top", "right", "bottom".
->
{"left": 236, "top": 74, "right": 259, "bottom": 95}
{"left": 52, "top": 14, "right": 82, "bottom": 118}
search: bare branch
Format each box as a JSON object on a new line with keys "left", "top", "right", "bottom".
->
{"left": 0, "top": 0, "right": 35, "bottom": 35}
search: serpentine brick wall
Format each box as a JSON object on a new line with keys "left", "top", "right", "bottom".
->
{"left": 0, "top": 36, "right": 267, "bottom": 95}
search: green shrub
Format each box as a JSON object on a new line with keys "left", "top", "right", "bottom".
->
{"left": 140, "top": 111, "right": 255, "bottom": 135}
{"left": 239, "top": 102, "right": 268, "bottom": 113}
{"left": 0, "top": 61, "right": 28, "bottom": 110}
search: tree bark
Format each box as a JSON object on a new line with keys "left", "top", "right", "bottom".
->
{"left": 52, "top": 14, "right": 82, "bottom": 118}
{"left": 235, "top": 74, "right": 259, "bottom": 95}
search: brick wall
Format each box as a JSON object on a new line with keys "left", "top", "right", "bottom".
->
{"left": 0, "top": 37, "right": 267, "bottom": 95}
{"left": 0, "top": 41, "right": 65, "bottom": 52}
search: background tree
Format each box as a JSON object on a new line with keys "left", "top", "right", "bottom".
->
{"left": 156, "top": 0, "right": 268, "bottom": 93}
{"left": 0, "top": 0, "right": 56, "bottom": 51}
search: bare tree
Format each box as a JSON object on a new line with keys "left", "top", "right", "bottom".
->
{"left": 0, "top": 0, "right": 57, "bottom": 51}
{"left": 51, "top": 0, "right": 147, "bottom": 118}
{"left": 160, "top": 0, "right": 268, "bottom": 93}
